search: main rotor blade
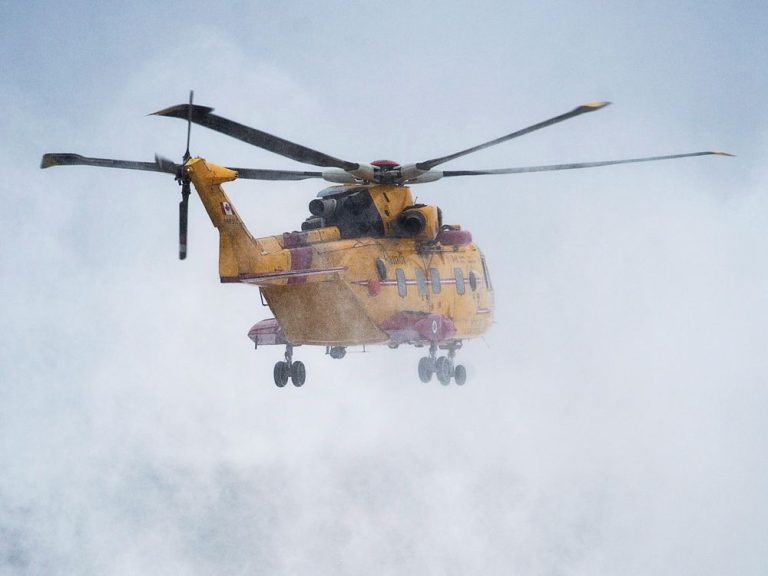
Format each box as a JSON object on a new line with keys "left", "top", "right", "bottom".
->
{"left": 416, "top": 101, "right": 611, "bottom": 171}
{"left": 152, "top": 104, "right": 359, "bottom": 171}
{"left": 441, "top": 151, "right": 734, "bottom": 178}
{"left": 229, "top": 167, "right": 324, "bottom": 181}
{"left": 41, "top": 153, "right": 177, "bottom": 174}
{"left": 41, "top": 152, "right": 324, "bottom": 182}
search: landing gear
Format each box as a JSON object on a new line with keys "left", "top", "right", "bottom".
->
{"left": 418, "top": 356, "right": 434, "bottom": 382}
{"left": 417, "top": 341, "right": 467, "bottom": 385}
{"left": 454, "top": 364, "right": 467, "bottom": 386}
{"left": 291, "top": 360, "right": 306, "bottom": 387}
{"left": 436, "top": 356, "right": 452, "bottom": 385}
{"left": 418, "top": 342, "right": 438, "bottom": 383}
{"left": 273, "top": 345, "right": 306, "bottom": 387}
{"left": 328, "top": 346, "right": 346, "bottom": 359}
{"left": 273, "top": 361, "right": 290, "bottom": 387}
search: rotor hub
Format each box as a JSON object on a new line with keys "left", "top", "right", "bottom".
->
{"left": 371, "top": 159, "right": 400, "bottom": 168}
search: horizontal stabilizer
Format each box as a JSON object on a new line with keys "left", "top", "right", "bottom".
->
{"left": 221, "top": 266, "right": 347, "bottom": 286}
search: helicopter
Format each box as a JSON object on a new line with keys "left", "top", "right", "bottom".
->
{"left": 41, "top": 93, "right": 731, "bottom": 387}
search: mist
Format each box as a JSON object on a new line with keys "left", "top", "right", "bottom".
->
{"left": 2, "top": 2, "right": 767, "bottom": 574}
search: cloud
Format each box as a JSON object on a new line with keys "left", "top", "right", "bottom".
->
{"left": 2, "top": 2, "right": 767, "bottom": 574}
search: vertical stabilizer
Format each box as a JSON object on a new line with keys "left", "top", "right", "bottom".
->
{"left": 185, "top": 158, "right": 272, "bottom": 280}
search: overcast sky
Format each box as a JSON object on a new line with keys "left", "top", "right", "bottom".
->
{"left": 2, "top": 1, "right": 767, "bottom": 574}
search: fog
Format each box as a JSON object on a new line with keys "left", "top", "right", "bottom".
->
{"left": 2, "top": 2, "right": 767, "bottom": 574}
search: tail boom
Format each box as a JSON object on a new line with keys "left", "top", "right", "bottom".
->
{"left": 186, "top": 158, "right": 289, "bottom": 280}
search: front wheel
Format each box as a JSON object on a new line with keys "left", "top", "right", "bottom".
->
{"left": 454, "top": 364, "right": 467, "bottom": 386}
{"left": 274, "top": 361, "right": 290, "bottom": 387}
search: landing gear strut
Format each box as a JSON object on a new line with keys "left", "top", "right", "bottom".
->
{"left": 274, "top": 344, "right": 306, "bottom": 387}
{"left": 418, "top": 342, "right": 466, "bottom": 385}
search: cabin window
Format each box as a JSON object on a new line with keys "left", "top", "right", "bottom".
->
{"left": 454, "top": 268, "right": 465, "bottom": 295}
{"left": 481, "top": 256, "right": 493, "bottom": 290}
{"left": 469, "top": 271, "right": 478, "bottom": 292}
{"left": 376, "top": 257, "right": 387, "bottom": 281}
{"left": 415, "top": 268, "right": 427, "bottom": 296}
{"left": 396, "top": 268, "right": 407, "bottom": 298}
{"left": 430, "top": 268, "right": 441, "bottom": 294}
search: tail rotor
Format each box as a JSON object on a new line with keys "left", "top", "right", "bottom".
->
{"left": 177, "top": 90, "right": 194, "bottom": 260}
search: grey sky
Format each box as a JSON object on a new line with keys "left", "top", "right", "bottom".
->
{"left": 2, "top": 1, "right": 767, "bottom": 574}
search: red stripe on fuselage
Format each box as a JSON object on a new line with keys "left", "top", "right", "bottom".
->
{"left": 288, "top": 247, "right": 313, "bottom": 285}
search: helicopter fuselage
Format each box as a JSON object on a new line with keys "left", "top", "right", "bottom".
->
{"left": 187, "top": 157, "right": 494, "bottom": 348}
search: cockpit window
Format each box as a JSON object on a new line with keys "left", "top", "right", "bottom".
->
{"left": 415, "top": 268, "right": 426, "bottom": 296}
{"left": 469, "top": 271, "right": 478, "bottom": 291}
{"left": 396, "top": 268, "right": 407, "bottom": 298}
{"left": 481, "top": 257, "right": 493, "bottom": 290}
{"left": 454, "top": 268, "right": 465, "bottom": 295}
{"left": 376, "top": 258, "right": 387, "bottom": 281}
{"left": 430, "top": 268, "right": 441, "bottom": 294}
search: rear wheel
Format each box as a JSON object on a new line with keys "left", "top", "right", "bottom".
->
{"left": 291, "top": 361, "right": 306, "bottom": 387}
{"left": 436, "top": 356, "right": 452, "bottom": 385}
{"left": 273, "top": 361, "right": 290, "bottom": 387}
{"left": 418, "top": 357, "right": 434, "bottom": 383}
{"left": 329, "top": 346, "right": 346, "bottom": 359}
{"left": 454, "top": 364, "right": 467, "bottom": 386}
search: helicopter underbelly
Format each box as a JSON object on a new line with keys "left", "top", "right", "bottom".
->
{"left": 261, "top": 278, "right": 389, "bottom": 346}
{"left": 259, "top": 238, "right": 494, "bottom": 347}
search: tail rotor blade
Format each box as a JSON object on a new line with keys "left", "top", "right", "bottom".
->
{"left": 184, "top": 90, "right": 193, "bottom": 162}
{"left": 178, "top": 90, "right": 195, "bottom": 260}
{"left": 179, "top": 183, "right": 190, "bottom": 260}
{"left": 154, "top": 153, "right": 181, "bottom": 175}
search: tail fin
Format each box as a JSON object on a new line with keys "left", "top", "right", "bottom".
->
{"left": 185, "top": 158, "right": 267, "bottom": 280}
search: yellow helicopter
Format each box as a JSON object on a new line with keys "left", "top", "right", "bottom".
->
{"left": 41, "top": 94, "right": 730, "bottom": 387}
